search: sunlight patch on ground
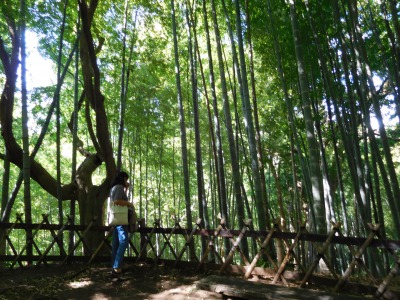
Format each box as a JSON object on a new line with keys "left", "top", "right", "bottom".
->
{"left": 68, "top": 280, "right": 93, "bottom": 288}
{"left": 91, "top": 293, "right": 109, "bottom": 300}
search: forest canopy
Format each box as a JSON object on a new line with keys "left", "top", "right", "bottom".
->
{"left": 1, "top": 0, "right": 400, "bottom": 255}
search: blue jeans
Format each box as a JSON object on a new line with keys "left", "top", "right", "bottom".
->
{"left": 111, "top": 225, "right": 129, "bottom": 269}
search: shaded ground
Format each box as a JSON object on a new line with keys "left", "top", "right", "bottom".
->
{"left": 0, "top": 262, "right": 222, "bottom": 300}
{"left": 1, "top": 262, "right": 399, "bottom": 299}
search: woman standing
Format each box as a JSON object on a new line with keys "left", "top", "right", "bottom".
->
{"left": 110, "top": 171, "right": 134, "bottom": 276}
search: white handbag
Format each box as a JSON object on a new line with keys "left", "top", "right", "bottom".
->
{"left": 108, "top": 202, "right": 129, "bottom": 225}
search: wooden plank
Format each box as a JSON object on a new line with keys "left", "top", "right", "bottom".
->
{"left": 196, "top": 275, "right": 367, "bottom": 300}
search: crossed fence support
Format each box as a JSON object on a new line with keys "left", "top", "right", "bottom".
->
{"left": 375, "top": 230, "right": 400, "bottom": 299}
{"left": 244, "top": 222, "right": 288, "bottom": 284}
{"left": 334, "top": 223, "right": 380, "bottom": 292}
{"left": 174, "top": 218, "right": 201, "bottom": 266}
{"left": 219, "top": 219, "right": 251, "bottom": 274}
{"left": 300, "top": 221, "right": 341, "bottom": 287}
{"left": 197, "top": 219, "right": 225, "bottom": 270}
{"left": 10, "top": 214, "right": 53, "bottom": 268}
{"left": 272, "top": 222, "right": 307, "bottom": 284}
{"left": 1, "top": 213, "right": 24, "bottom": 268}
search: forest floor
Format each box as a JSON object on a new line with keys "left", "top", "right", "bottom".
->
{"left": 0, "top": 261, "right": 399, "bottom": 300}
{"left": 0, "top": 261, "right": 218, "bottom": 300}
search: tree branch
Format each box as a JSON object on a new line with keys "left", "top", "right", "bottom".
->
{"left": 0, "top": 37, "right": 10, "bottom": 75}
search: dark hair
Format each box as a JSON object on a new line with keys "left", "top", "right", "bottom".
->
{"left": 112, "top": 171, "right": 129, "bottom": 187}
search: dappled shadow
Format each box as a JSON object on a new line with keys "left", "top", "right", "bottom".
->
{"left": 1, "top": 261, "right": 399, "bottom": 299}
{"left": 0, "top": 262, "right": 212, "bottom": 300}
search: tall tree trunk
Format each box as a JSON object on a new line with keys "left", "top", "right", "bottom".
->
{"left": 186, "top": 2, "right": 209, "bottom": 256}
{"left": 376, "top": 2, "right": 400, "bottom": 124}
{"left": 198, "top": 0, "right": 221, "bottom": 237}
{"left": 170, "top": 0, "right": 195, "bottom": 259}
{"left": 304, "top": 0, "right": 350, "bottom": 233}
{"left": 266, "top": 0, "right": 311, "bottom": 230}
{"left": 156, "top": 125, "right": 164, "bottom": 220}
{"left": 211, "top": 0, "right": 249, "bottom": 255}
{"left": 138, "top": 129, "right": 143, "bottom": 217}
{"left": 0, "top": 148, "right": 10, "bottom": 262}
{"left": 117, "top": 0, "right": 129, "bottom": 171}
{"left": 77, "top": 0, "right": 119, "bottom": 252}
{"left": 20, "top": 0, "right": 33, "bottom": 260}
{"left": 1, "top": 150, "right": 10, "bottom": 222}
{"left": 386, "top": 0, "right": 400, "bottom": 123}
{"left": 244, "top": 0, "right": 271, "bottom": 229}
{"left": 346, "top": 0, "right": 400, "bottom": 236}
{"left": 69, "top": 16, "right": 80, "bottom": 253}
{"left": 202, "top": 0, "right": 226, "bottom": 232}
{"left": 224, "top": 0, "right": 265, "bottom": 235}
{"left": 350, "top": 0, "right": 400, "bottom": 231}
{"left": 55, "top": 1, "right": 68, "bottom": 254}
{"left": 331, "top": 0, "right": 368, "bottom": 235}
{"left": 1, "top": 0, "right": 116, "bottom": 254}
{"left": 304, "top": 1, "right": 338, "bottom": 226}
{"left": 288, "top": 0, "right": 326, "bottom": 234}
{"left": 210, "top": 0, "right": 230, "bottom": 232}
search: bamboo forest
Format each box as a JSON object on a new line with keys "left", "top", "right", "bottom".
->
{"left": 1, "top": 0, "right": 400, "bottom": 298}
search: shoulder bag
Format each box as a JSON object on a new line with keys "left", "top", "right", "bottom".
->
{"left": 108, "top": 202, "right": 129, "bottom": 225}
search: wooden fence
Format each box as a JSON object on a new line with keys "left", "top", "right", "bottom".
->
{"left": 1, "top": 213, "right": 400, "bottom": 299}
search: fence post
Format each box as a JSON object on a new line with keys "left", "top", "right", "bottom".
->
{"left": 138, "top": 218, "right": 147, "bottom": 260}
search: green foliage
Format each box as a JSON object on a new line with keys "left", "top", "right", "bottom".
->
{"left": 1, "top": 0, "right": 400, "bottom": 252}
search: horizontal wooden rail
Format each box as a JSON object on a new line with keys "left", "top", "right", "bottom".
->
{"left": 1, "top": 222, "right": 400, "bottom": 250}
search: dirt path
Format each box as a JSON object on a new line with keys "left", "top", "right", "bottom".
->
{"left": 1, "top": 262, "right": 398, "bottom": 299}
{"left": 0, "top": 262, "right": 222, "bottom": 300}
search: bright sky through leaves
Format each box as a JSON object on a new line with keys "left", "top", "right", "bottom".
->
{"left": 25, "top": 31, "right": 56, "bottom": 89}
{"left": 23, "top": 32, "right": 396, "bottom": 131}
